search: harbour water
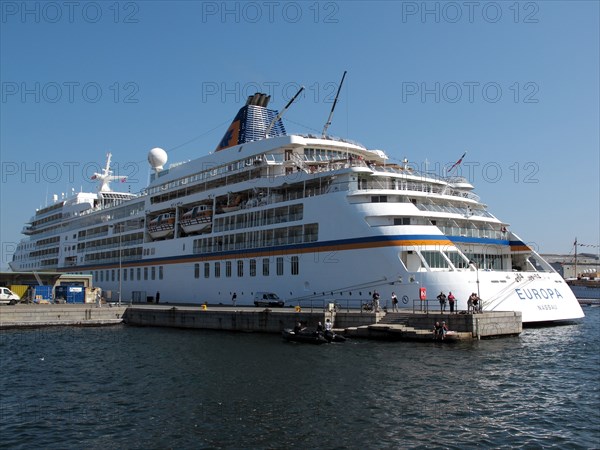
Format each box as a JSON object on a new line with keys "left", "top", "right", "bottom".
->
{"left": 1, "top": 308, "right": 599, "bottom": 449}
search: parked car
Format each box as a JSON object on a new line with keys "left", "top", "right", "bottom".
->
{"left": 253, "top": 292, "right": 284, "bottom": 307}
{"left": 0, "top": 287, "right": 20, "bottom": 305}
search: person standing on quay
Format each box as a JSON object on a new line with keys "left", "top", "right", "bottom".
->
{"left": 437, "top": 291, "right": 447, "bottom": 312}
{"left": 372, "top": 290, "right": 380, "bottom": 313}
{"left": 156, "top": 291, "right": 160, "bottom": 304}
{"left": 447, "top": 291, "right": 455, "bottom": 314}
{"left": 231, "top": 292, "right": 237, "bottom": 307}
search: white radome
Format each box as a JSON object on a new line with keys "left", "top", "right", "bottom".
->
{"left": 148, "top": 147, "right": 168, "bottom": 171}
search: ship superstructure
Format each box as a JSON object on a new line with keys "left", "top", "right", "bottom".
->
{"left": 11, "top": 92, "right": 584, "bottom": 323}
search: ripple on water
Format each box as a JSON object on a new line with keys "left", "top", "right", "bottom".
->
{"left": 1, "top": 310, "right": 599, "bottom": 448}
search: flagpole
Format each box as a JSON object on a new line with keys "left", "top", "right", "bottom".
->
{"left": 574, "top": 238, "right": 578, "bottom": 278}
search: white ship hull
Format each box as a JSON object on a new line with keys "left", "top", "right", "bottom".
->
{"left": 10, "top": 91, "right": 584, "bottom": 324}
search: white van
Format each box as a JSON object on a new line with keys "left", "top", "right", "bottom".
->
{"left": 253, "top": 292, "right": 285, "bottom": 307}
{"left": 0, "top": 287, "right": 20, "bottom": 305}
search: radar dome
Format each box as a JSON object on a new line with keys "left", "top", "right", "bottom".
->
{"left": 148, "top": 147, "right": 168, "bottom": 171}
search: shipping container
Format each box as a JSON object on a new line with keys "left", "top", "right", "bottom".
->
{"left": 55, "top": 285, "right": 85, "bottom": 303}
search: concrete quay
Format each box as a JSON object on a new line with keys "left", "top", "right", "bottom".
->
{"left": 0, "top": 304, "right": 127, "bottom": 328}
{"left": 123, "top": 305, "right": 521, "bottom": 340}
{"left": 122, "top": 305, "right": 379, "bottom": 333}
{"left": 0, "top": 303, "right": 522, "bottom": 341}
{"left": 346, "top": 311, "right": 522, "bottom": 341}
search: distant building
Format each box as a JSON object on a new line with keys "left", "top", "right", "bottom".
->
{"left": 542, "top": 253, "right": 599, "bottom": 279}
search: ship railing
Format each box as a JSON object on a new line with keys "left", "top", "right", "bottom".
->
{"left": 416, "top": 203, "right": 495, "bottom": 219}
{"left": 82, "top": 238, "right": 144, "bottom": 252}
{"left": 358, "top": 177, "right": 481, "bottom": 202}
{"left": 438, "top": 225, "right": 507, "bottom": 241}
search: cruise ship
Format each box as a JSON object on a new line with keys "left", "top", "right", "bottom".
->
{"left": 10, "top": 91, "right": 585, "bottom": 323}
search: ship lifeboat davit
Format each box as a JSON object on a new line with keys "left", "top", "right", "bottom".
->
{"left": 148, "top": 212, "right": 175, "bottom": 239}
{"left": 180, "top": 205, "right": 213, "bottom": 234}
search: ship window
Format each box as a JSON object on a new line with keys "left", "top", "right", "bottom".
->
{"left": 226, "top": 261, "right": 232, "bottom": 278}
{"left": 276, "top": 257, "right": 284, "bottom": 276}
{"left": 394, "top": 218, "right": 411, "bottom": 225}
{"left": 100, "top": 271, "right": 104, "bottom": 282}
{"left": 137, "top": 268, "right": 141, "bottom": 280}
{"left": 214, "top": 262, "right": 221, "bottom": 278}
{"left": 303, "top": 223, "right": 319, "bottom": 243}
{"left": 422, "top": 251, "right": 449, "bottom": 269}
{"left": 250, "top": 259, "right": 256, "bottom": 277}
{"left": 445, "top": 251, "right": 469, "bottom": 269}
{"left": 144, "top": 267, "right": 148, "bottom": 280}
{"left": 159, "top": 266, "right": 163, "bottom": 280}
{"left": 123, "top": 269, "right": 127, "bottom": 281}
{"left": 291, "top": 256, "right": 299, "bottom": 275}
{"left": 194, "top": 263, "right": 200, "bottom": 279}
{"left": 263, "top": 258, "right": 270, "bottom": 276}
{"left": 111, "top": 270, "right": 115, "bottom": 282}
{"left": 151, "top": 267, "right": 156, "bottom": 280}
{"left": 371, "top": 196, "right": 388, "bottom": 203}
{"left": 204, "top": 263, "right": 210, "bottom": 278}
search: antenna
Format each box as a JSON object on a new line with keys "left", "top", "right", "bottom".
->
{"left": 265, "top": 86, "right": 305, "bottom": 138}
{"left": 322, "top": 70, "right": 347, "bottom": 138}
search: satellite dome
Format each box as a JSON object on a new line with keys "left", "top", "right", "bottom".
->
{"left": 148, "top": 147, "right": 168, "bottom": 171}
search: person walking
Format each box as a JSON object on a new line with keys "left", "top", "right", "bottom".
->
{"left": 391, "top": 292, "right": 399, "bottom": 312}
{"left": 447, "top": 291, "right": 455, "bottom": 314}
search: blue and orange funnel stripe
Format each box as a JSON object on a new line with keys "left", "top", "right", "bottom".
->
{"left": 215, "top": 93, "right": 286, "bottom": 152}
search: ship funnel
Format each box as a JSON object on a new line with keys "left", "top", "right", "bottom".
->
{"left": 215, "top": 92, "right": 285, "bottom": 152}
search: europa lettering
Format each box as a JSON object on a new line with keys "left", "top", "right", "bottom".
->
{"left": 515, "top": 288, "right": 564, "bottom": 301}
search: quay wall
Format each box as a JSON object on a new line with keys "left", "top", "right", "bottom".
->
{"left": 0, "top": 304, "right": 521, "bottom": 340}
{"left": 0, "top": 305, "right": 127, "bottom": 328}
{"left": 403, "top": 312, "right": 522, "bottom": 338}
{"left": 123, "top": 307, "right": 378, "bottom": 332}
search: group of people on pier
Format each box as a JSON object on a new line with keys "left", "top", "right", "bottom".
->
{"left": 436, "top": 291, "right": 481, "bottom": 313}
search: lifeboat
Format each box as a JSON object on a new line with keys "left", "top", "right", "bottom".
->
{"left": 148, "top": 212, "right": 175, "bottom": 239}
{"left": 180, "top": 205, "right": 213, "bottom": 234}
{"left": 221, "top": 194, "right": 243, "bottom": 213}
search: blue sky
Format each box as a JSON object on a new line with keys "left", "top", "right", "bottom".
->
{"left": 1, "top": 1, "right": 599, "bottom": 268}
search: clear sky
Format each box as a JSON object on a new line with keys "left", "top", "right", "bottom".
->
{"left": 1, "top": 1, "right": 599, "bottom": 269}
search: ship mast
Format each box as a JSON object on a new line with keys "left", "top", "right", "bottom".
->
{"left": 91, "top": 152, "right": 127, "bottom": 192}
{"left": 265, "top": 86, "right": 305, "bottom": 138}
{"left": 322, "top": 70, "right": 347, "bottom": 138}
{"left": 574, "top": 237, "right": 578, "bottom": 278}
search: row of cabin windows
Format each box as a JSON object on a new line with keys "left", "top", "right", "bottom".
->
{"left": 194, "top": 257, "right": 299, "bottom": 279}
{"left": 95, "top": 266, "right": 164, "bottom": 283}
